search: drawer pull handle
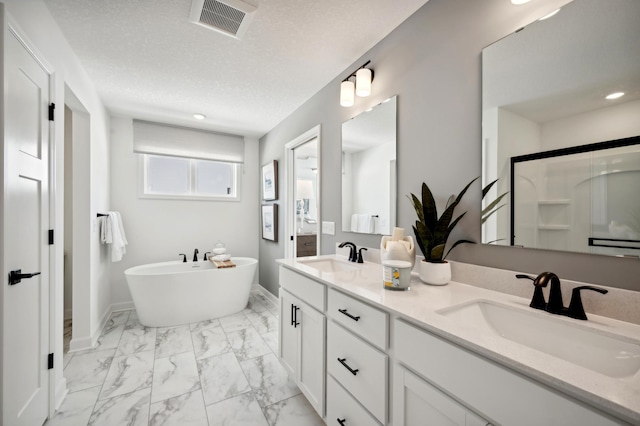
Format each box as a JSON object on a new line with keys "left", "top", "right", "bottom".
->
{"left": 337, "top": 357, "right": 359, "bottom": 375}
{"left": 337, "top": 419, "right": 346, "bottom": 425}
{"left": 338, "top": 308, "right": 360, "bottom": 321}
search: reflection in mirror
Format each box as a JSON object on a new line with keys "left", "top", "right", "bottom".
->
{"left": 294, "top": 138, "right": 318, "bottom": 257}
{"left": 342, "top": 96, "right": 397, "bottom": 235}
{"left": 511, "top": 137, "right": 640, "bottom": 255}
{"left": 481, "top": 0, "right": 640, "bottom": 256}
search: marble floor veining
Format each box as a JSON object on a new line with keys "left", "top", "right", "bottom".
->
{"left": 47, "top": 291, "right": 324, "bottom": 426}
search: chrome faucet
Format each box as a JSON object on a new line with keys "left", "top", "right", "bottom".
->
{"left": 516, "top": 272, "right": 608, "bottom": 320}
{"left": 338, "top": 242, "right": 358, "bottom": 262}
{"left": 193, "top": 248, "right": 199, "bottom": 262}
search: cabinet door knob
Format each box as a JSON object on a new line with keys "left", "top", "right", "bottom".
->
{"left": 338, "top": 308, "right": 360, "bottom": 321}
{"left": 337, "top": 357, "right": 359, "bottom": 375}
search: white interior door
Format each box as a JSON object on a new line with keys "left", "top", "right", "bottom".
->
{"left": 3, "top": 25, "right": 51, "bottom": 426}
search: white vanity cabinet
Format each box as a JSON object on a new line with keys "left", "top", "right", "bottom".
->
{"left": 279, "top": 267, "right": 326, "bottom": 417}
{"left": 393, "top": 319, "right": 628, "bottom": 426}
{"left": 277, "top": 260, "right": 637, "bottom": 426}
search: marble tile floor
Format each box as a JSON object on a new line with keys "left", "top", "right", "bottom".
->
{"left": 47, "top": 291, "right": 324, "bottom": 426}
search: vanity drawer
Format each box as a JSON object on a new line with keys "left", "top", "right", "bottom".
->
{"left": 326, "top": 375, "right": 381, "bottom": 426}
{"left": 279, "top": 265, "right": 325, "bottom": 311}
{"left": 296, "top": 234, "right": 317, "bottom": 257}
{"left": 327, "top": 321, "right": 387, "bottom": 424}
{"left": 328, "top": 288, "right": 388, "bottom": 349}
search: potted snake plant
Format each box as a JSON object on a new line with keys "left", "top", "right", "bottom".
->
{"left": 409, "top": 177, "right": 477, "bottom": 285}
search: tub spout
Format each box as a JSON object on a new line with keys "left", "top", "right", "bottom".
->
{"left": 193, "top": 248, "right": 199, "bottom": 262}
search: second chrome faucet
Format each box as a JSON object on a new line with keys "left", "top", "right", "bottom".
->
{"left": 516, "top": 272, "right": 607, "bottom": 320}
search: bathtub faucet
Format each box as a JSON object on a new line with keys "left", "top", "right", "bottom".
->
{"left": 193, "top": 248, "right": 199, "bottom": 262}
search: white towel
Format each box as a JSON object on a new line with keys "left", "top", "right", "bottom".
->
{"left": 357, "top": 214, "right": 374, "bottom": 233}
{"left": 100, "top": 212, "right": 128, "bottom": 262}
{"left": 350, "top": 214, "right": 358, "bottom": 232}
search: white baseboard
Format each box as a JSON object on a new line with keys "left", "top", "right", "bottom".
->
{"left": 252, "top": 283, "right": 279, "bottom": 305}
{"left": 68, "top": 301, "right": 135, "bottom": 353}
{"left": 111, "top": 301, "right": 135, "bottom": 312}
{"left": 68, "top": 335, "right": 94, "bottom": 352}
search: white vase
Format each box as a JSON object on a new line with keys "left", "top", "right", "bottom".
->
{"left": 418, "top": 260, "right": 451, "bottom": 286}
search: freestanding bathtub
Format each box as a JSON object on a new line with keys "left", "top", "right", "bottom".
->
{"left": 124, "top": 257, "right": 258, "bottom": 327}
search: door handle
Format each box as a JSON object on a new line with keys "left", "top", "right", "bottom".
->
{"left": 9, "top": 269, "right": 41, "bottom": 286}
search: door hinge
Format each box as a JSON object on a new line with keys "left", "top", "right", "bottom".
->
{"left": 48, "top": 353, "right": 54, "bottom": 369}
{"left": 48, "top": 103, "right": 55, "bottom": 121}
{"left": 290, "top": 235, "right": 294, "bottom": 241}
{"left": 48, "top": 229, "right": 54, "bottom": 245}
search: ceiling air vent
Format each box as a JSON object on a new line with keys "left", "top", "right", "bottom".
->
{"left": 189, "top": 0, "right": 257, "bottom": 40}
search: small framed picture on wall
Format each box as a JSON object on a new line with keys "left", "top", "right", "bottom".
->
{"left": 262, "top": 160, "right": 278, "bottom": 201}
{"left": 261, "top": 204, "right": 278, "bottom": 242}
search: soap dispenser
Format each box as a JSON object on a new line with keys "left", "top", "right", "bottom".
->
{"left": 380, "top": 227, "right": 416, "bottom": 269}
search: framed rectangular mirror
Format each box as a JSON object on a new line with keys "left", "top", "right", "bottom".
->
{"left": 481, "top": 0, "right": 640, "bottom": 256}
{"left": 341, "top": 96, "right": 397, "bottom": 235}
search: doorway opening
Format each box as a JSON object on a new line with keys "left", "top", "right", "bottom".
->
{"left": 63, "top": 87, "right": 92, "bottom": 354}
{"left": 284, "top": 126, "right": 321, "bottom": 258}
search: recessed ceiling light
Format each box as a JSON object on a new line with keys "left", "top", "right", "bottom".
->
{"left": 193, "top": 113, "right": 206, "bottom": 120}
{"left": 539, "top": 8, "right": 560, "bottom": 20}
{"left": 511, "top": 0, "right": 531, "bottom": 5}
{"left": 605, "top": 92, "right": 625, "bottom": 100}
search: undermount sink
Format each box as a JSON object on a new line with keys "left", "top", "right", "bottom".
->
{"left": 298, "top": 257, "right": 360, "bottom": 273}
{"left": 437, "top": 300, "right": 640, "bottom": 378}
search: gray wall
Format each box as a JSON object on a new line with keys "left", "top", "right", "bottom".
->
{"left": 258, "top": 0, "right": 640, "bottom": 296}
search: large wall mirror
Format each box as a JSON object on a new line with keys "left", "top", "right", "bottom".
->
{"left": 482, "top": 0, "right": 640, "bottom": 257}
{"left": 342, "top": 96, "right": 397, "bottom": 235}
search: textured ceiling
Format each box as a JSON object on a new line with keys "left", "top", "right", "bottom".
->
{"left": 44, "top": 0, "right": 429, "bottom": 137}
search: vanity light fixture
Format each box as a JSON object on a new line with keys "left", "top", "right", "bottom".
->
{"left": 193, "top": 113, "right": 206, "bottom": 120}
{"left": 340, "top": 60, "right": 374, "bottom": 107}
{"left": 605, "top": 92, "right": 625, "bottom": 100}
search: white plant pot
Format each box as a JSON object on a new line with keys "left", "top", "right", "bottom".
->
{"left": 418, "top": 260, "right": 451, "bottom": 286}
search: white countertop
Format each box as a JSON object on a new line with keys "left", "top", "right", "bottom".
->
{"left": 277, "top": 255, "right": 640, "bottom": 424}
